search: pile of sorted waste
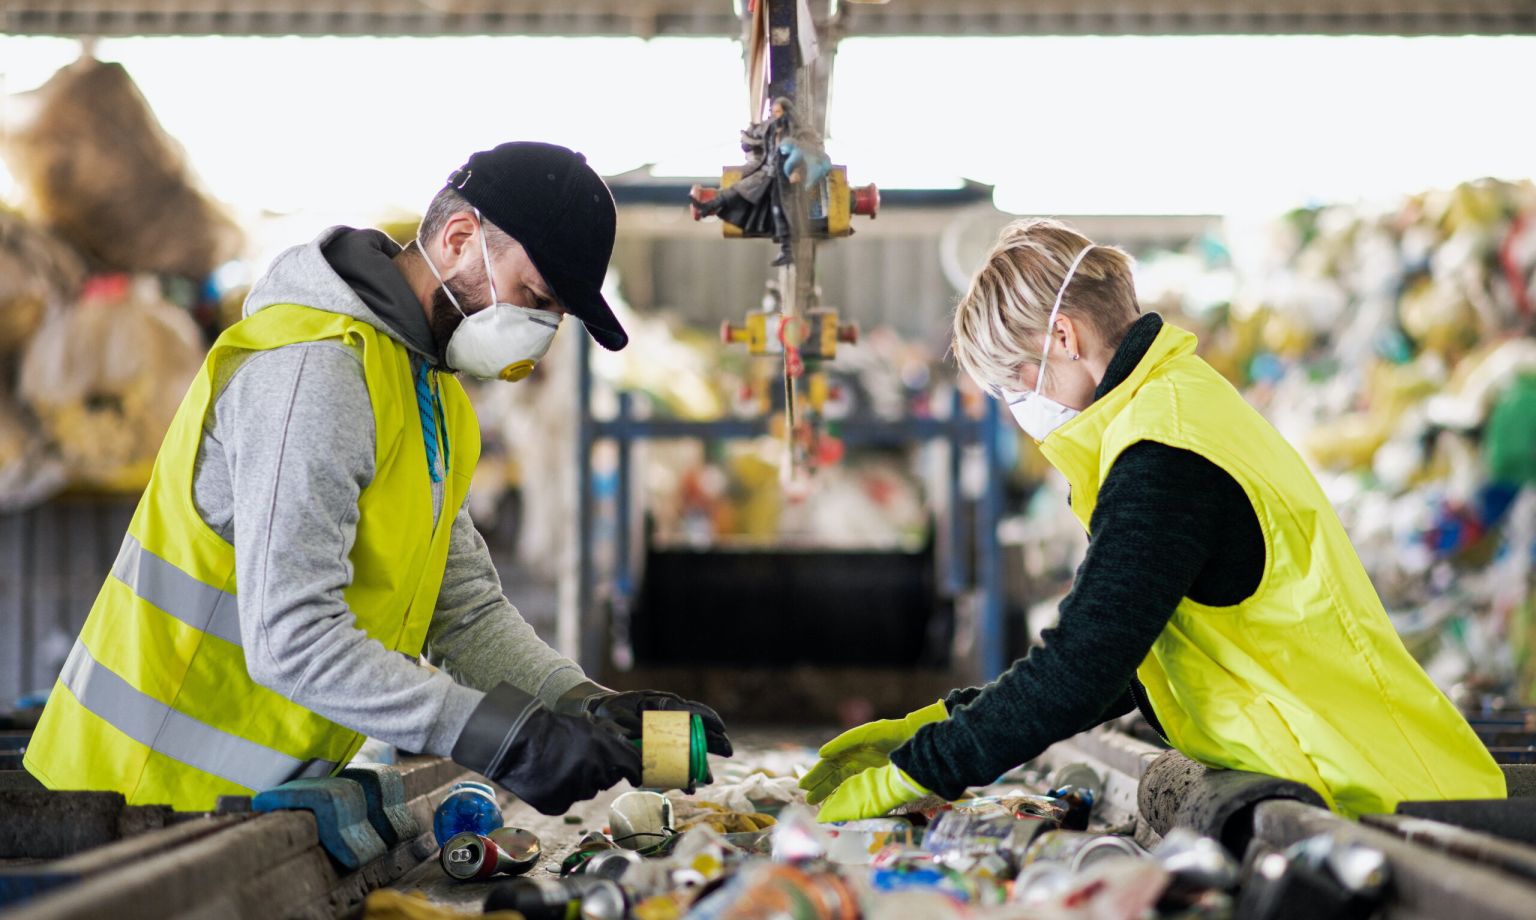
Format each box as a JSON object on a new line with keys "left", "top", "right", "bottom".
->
{"left": 0, "top": 56, "right": 242, "bottom": 504}
{"left": 16, "top": 274, "right": 204, "bottom": 492}
{"left": 1, "top": 55, "right": 242, "bottom": 278}
{"left": 1216, "top": 179, "right": 1536, "bottom": 708}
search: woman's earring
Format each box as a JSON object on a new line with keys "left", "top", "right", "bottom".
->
{"left": 1071, "top": 353, "right": 1081, "bottom": 361}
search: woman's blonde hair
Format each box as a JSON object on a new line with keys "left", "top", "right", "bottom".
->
{"left": 952, "top": 218, "right": 1140, "bottom": 393}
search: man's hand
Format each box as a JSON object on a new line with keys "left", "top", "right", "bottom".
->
{"left": 556, "top": 681, "right": 733, "bottom": 758}
{"left": 815, "top": 763, "right": 931, "bottom": 823}
{"left": 452, "top": 683, "right": 642, "bottom": 815}
{"left": 798, "top": 700, "right": 948, "bottom": 805}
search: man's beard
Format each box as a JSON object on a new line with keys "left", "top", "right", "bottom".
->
{"left": 429, "top": 271, "right": 489, "bottom": 364}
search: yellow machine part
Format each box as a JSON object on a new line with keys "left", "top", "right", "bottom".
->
{"left": 808, "top": 372, "right": 830, "bottom": 413}
{"left": 817, "top": 310, "right": 839, "bottom": 359}
{"left": 825, "top": 166, "right": 852, "bottom": 237}
{"left": 746, "top": 312, "right": 775, "bottom": 355}
{"left": 716, "top": 166, "right": 854, "bottom": 239}
{"left": 720, "top": 168, "right": 745, "bottom": 239}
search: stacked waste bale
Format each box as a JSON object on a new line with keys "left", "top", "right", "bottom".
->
{"left": 0, "top": 56, "right": 242, "bottom": 504}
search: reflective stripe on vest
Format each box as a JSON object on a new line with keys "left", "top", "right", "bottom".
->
{"left": 59, "top": 640, "right": 337, "bottom": 791}
{"left": 111, "top": 533, "right": 243, "bottom": 648}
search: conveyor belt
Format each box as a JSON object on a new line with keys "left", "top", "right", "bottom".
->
{"left": 10, "top": 725, "right": 1536, "bottom": 918}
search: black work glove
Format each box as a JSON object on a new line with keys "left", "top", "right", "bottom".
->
{"left": 555, "top": 680, "right": 734, "bottom": 758}
{"left": 452, "top": 682, "right": 642, "bottom": 816}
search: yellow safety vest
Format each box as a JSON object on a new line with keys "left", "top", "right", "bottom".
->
{"left": 1039, "top": 322, "right": 1504, "bottom": 817}
{"left": 25, "top": 304, "right": 480, "bottom": 810}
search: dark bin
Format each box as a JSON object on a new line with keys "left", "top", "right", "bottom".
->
{"left": 631, "top": 540, "right": 948, "bottom": 667}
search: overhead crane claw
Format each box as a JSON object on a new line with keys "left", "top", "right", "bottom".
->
{"left": 691, "top": 0, "right": 876, "bottom": 483}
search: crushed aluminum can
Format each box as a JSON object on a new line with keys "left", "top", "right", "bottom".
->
{"left": 583, "top": 848, "right": 645, "bottom": 881}
{"left": 585, "top": 845, "right": 675, "bottom": 899}
{"left": 488, "top": 826, "right": 542, "bottom": 870}
{"left": 1023, "top": 829, "right": 1144, "bottom": 870}
{"left": 1235, "top": 838, "right": 1389, "bottom": 920}
{"left": 1322, "top": 841, "right": 1390, "bottom": 896}
{"left": 485, "top": 877, "right": 623, "bottom": 920}
{"left": 577, "top": 879, "right": 630, "bottom": 920}
{"left": 1153, "top": 827, "right": 1237, "bottom": 891}
{"left": 440, "top": 827, "right": 540, "bottom": 880}
{"left": 1069, "top": 834, "right": 1147, "bottom": 872}
{"left": 561, "top": 830, "right": 621, "bottom": 876}
{"left": 1047, "top": 763, "right": 1105, "bottom": 802}
{"left": 441, "top": 832, "right": 497, "bottom": 880}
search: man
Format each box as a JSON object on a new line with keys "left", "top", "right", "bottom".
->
{"left": 26, "top": 142, "right": 731, "bottom": 814}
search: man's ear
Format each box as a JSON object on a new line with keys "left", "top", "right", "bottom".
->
{"left": 440, "top": 210, "right": 480, "bottom": 263}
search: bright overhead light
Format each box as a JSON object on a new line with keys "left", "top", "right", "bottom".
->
{"left": 0, "top": 34, "right": 1531, "bottom": 219}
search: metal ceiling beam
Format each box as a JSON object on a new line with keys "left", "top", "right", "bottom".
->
{"left": 840, "top": 1, "right": 1536, "bottom": 37}
{"left": 2, "top": 1, "right": 1534, "bottom": 38}
{"left": 0, "top": 2, "right": 740, "bottom": 39}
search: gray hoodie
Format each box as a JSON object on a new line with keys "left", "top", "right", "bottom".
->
{"left": 188, "top": 227, "right": 586, "bottom": 758}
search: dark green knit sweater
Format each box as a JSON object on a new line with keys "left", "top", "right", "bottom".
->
{"left": 890, "top": 313, "right": 1266, "bottom": 799}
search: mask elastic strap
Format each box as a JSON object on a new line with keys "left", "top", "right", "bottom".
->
{"left": 473, "top": 208, "right": 501, "bottom": 306}
{"left": 1035, "top": 244, "right": 1095, "bottom": 395}
{"left": 413, "top": 237, "right": 468, "bottom": 318}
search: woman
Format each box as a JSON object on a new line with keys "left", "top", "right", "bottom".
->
{"left": 804, "top": 218, "right": 1505, "bottom": 821}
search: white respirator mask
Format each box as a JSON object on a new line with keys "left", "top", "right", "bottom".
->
{"left": 417, "top": 210, "right": 563, "bottom": 382}
{"left": 1001, "top": 244, "right": 1096, "bottom": 442}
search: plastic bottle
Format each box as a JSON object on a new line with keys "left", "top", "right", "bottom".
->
{"left": 432, "top": 780, "right": 504, "bottom": 847}
{"left": 922, "top": 809, "right": 1052, "bottom": 870}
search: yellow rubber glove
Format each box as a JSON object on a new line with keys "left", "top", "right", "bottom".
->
{"left": 798, "top": 699, "right": 948, "bottom": 804}
{"left": 815, "top": 763, "right": 931, "bottom": 823}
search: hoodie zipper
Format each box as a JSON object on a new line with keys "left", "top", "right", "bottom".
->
{"left": 1128, "top": 677, "right": 1171, "bottom": 744}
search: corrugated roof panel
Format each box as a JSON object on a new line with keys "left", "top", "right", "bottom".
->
{"left": 2, "top": 1, "right": 1532, "bottom": 37}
